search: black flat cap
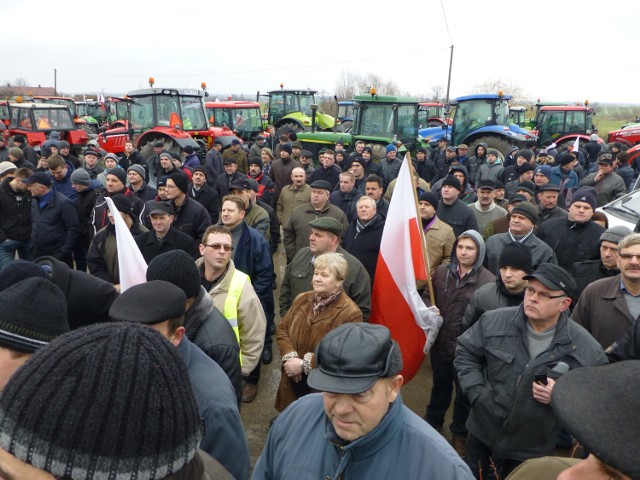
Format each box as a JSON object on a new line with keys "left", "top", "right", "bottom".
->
{"left": 109, "top": 280, "right": 186, "bottom": 325}
{"left": 524, "top": 263, "right": 576, "bottom": 297}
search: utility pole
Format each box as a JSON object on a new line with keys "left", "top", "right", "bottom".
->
{"left": 54, "top": 68, "right": 57, "bottom": 95}
{"left": 445, "top": 45, "right": 453, "bottom": 107}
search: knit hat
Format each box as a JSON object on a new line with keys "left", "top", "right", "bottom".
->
{"left": 534, "top": 165, "right": 552, "bottom": 180}
{"left": 560, "top": 153, "right": 577, "bottom": 166}
{"left": 552, "top": 361, "right": 640, "bottom": 480}
{"left": 0, "top": 322, "right": 202, "bottom": 479}
{"left": 499, "top": 242, "right": 533, "bottom": 273}
{"left": 169, "top": 171, "right": 189, "bottom": 194}
{"left": 70, "top": 168, "right": 91, "bottom": 187}
{"left": 486, "top": 148, "right": 500, "bottom": 158}
{"left": 517, "top": 162, "right": 535, "bottom": 175}
{"left": 192, "top": 166, "right": 208, "bottom": 179}
{"left": 600, "top": 225, "right": 632, "bottom": 245}
{"left": 104, "top": 152, "right": 120, "bottom": 164}
{"left": 110, "top": 193, "right": 133, "bottom": 218}
{"left": 571, "top": 186, "right": 597, "bottom": 210}
{"left": 511, "top": 201, "right": 538, "bottom": 225}
{"left": 248, "top": 156, "right": 262, "bottom": 167}
{"left": 109, "top": 280, "right": 187, "bottom": 324}
{"left": 515, "top": 180, "right": 536, "bottom": 197}
{"left": 516, "top": 149, "right": 534, "bottom": 162}
{"left": 280, "top": 144, "right": 292, "bottom": 154}
{"left": 183, "top": 145, "right": 195, "bottom": 154}
{"left": 0, "top": 161, "right": 17, "bottom": 176}
{"left": 590, "top": 133, "right": 599, "bottom": 141}
{"left": 8, "top": 147, "right": 23, "bottom": 160}
{"left": 12, "top": 134, "right": 26, "bottom": 145}
{"left": 106, "top": 167, "right": 127, "bottom": 186}
{"left": 127, "top": 164, "right": 146, "bottom": 180}
{"left": 418, "top": 191, "right": 439, "bottom": 210}
{"left": 147, "top": 251, "right": 201, "bottom": 299}
{"left": 0, "top": 278, "right": 68, "bottom": 353}
{"left": 385, "top": 144, "right": 397, "bottom": 154}
{"left": 0, "top": 260, "right": 48, "bottom": 292}
{"left": 159, "top": 151, "right": 173, "bottom": 161}
{"left": 441, "top": 175, "right": 462, "bottom": 191}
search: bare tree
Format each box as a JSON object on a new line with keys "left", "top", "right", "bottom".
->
{"left": 470, "top": 77, "right": 529, "bottom": 105}
{"left": 430, "top": 85, "right": 444, "bottom": 102}
{"left": 14, "top": 78, "right": 28, "bottom": 87}
{"left": 334, "top": 69, "right": 358, "bottom": 100}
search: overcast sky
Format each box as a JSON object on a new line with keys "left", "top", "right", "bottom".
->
{"left": 3, "top": 0, "right": 639, "bottom": 103}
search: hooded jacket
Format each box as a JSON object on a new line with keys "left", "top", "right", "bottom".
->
{"left": 467, "top": 143, "right": 488, "bottom": 182}
{"left": 429, "top": 230, "right": 495, "bottom": 362}
{"left": 448, "top": 165, "right": 477, "bottom": 204}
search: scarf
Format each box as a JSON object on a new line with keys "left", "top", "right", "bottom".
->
{"left": 312, "top": 286, "right": 343, "bottom": 318}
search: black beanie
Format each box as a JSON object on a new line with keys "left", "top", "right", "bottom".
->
{"left": 441, "top": 175, "right": 462, "bottom": 191}
{"left": 169, "top": 171, "right": 189, "bottom": 194}
{"left": 147, "top": 250, "right": 201, "bottom": 299}
{"left": 0, "top": 322, "right": 202, "bottom": 479}
{"left": 0, "top": 260, "right": 47, "bottom": 292}
{"left": 499, "top": 242, "right": 533, "bottom": 273}
{"left": 517, "top": 149, "right": 534, "bottom": 162}
{"left": 418, "top": 191, "right": 439, "bottom": 210}
{"left": 106, "top": 167, "right": 127, "bottom": 186}
{"left": 110, "top": 193, "right": 133, "bottom": 218}
{"left": 0, "top": 278, "right": 69, "bottom": 353}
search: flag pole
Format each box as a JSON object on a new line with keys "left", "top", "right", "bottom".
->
{"left": 405, "top": 151, "right": 435, "bottom": 306}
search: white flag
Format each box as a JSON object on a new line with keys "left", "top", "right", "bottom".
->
{"left": 572, "top": 136, "right": 580, "bottom": 153}
{"left": 105, "top": 197, "right": 147, "bottom": 292}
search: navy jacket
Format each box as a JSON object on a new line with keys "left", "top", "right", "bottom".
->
{"left": 31, "top": 190, "right": 79, "bottom": 256}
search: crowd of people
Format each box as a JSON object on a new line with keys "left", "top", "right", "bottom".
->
{"left": 0, "top": 128, "right": 638, "bottom": 480}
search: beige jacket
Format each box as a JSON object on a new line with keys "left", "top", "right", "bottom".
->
{"left": 276, "top": 183, "right": 311, "bottom": 226}
{"left": 196, "top": 258, "right": 266, "bottom": 376}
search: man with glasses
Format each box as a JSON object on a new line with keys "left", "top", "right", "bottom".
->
{"left": 197, "top": 224, "right": 266, "bottom": 403}
{"left": 455, "top": 263, "right": 606, "bottom": 479}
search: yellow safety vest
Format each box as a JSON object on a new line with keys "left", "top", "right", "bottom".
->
{"left": 223, "top": 269, "right": 249, "bottom": 365}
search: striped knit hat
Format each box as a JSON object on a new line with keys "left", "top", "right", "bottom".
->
{"left": 0, "top": 322, "right": 203, "bottom": 479}
{"left": 0, "top": 277, "right": 68, "bottom": 353}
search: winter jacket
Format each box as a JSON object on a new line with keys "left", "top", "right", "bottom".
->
{"left": 484, "top": 231, "right": 557, "bottom": 276}
{"left": 178, "top": 337, "right": 249, "bottom": 480}
{"left": 257, "top": 199, "right": 280, "bottom": 254}
{"left": 279, "top": 246, "right": 371, "bottom": 320}
{"left": 413, "top": 158, "right": 439, "bottom": 184}
{"left": 275, "top": 290, "right": 362, "bottom": 411}
{"left": 135, "top": 226, "right": 197, "bottom": 264}
{"left": 283, "top": 202, "right": 348, "bottom": 262}
{"left": 537, "top": 204, "right": 567, "bottom": 224}
{"left": 31, "top": 190, "right": 79, "bottom": 257}
{"left": 429, "top": 230, "right": 495, "bottom": 361}
{"left": 536, "top": 217, "right": 604, "bottom": 272}
{"left": 380, "top": 157, "right": 402, "bottom": 186}
{"left": 196, "top": 259, "right": 266, "bottom": 376}
{"left": 183, "top": 152, "right": 201, "bottom": 169}
{"left": 117, "top": 149, "right": 144, "bottom": 170}
{"left": 51, "top": 165, "right": 77, "bottom": 201}
{"left": 436, "top": 199, "right": 479, "bottom": 237}
{"left": 204, "top": 148, "right": 224, "bottom": 183}
{"left": 467, "top": 143, "right": 488, "bottom": 182}
{"left": 455, "top": 306, "right": 607, "bottom": 462}
{"left": 549, "top": 166, "right": 579, "bottom": 203}
{"left": 269, "top": 157, "right": 301, "bottom": 201}
{"left": 329, "top": 188, "right": 362, "bottom": 223}
{"left": 0, "top": 179, "right": 31, "bottom": 242}
{"left": 310, "top": 164, "right": 342, "bottom": 191}
{"left": 243, "top": 202, "right": 270, "bottom": 240}
{"left": 607, "top": 317, "right": 640, "bottom": 362}
{"left": 583, "top": 140, "right": 602, "bottom": 169}
{"left": 579, "top": 171, "right": 626, "bottom": 206}
{"left": 184, "top": 286, "right": 242, "bottom": 406}
{"left": 74, "top": 181, "right": 102, "bottom": 245}
{"left": 253, "top": 393, "right": 473, "bottom": 480}
{"left": 276, "top": 183, "right": 311, "bottom": 227}
{"left": 91, "top": 187, "right": 146, "bottom": 234}
{"left": 572, "top": 274, "right": 637, "bottom": 350}
{"left": 343, "top": 214, "right": 385, "bottom": 285}
{"left": 189, "top": 183, "right": 219, "bottom": 224}
{"left": 222, "top": 148, "right": 248, "bottom": 174}
{"left": 131, "top": 182, "right": 157, "bottom": 202}
{"left": 214, "top": 171, "right": 246, "bottom": 200}
{"left": 615, "top": 164, "right": 634, "bottom": 191}
{"left": 423, "top": 216, "right": 455, "bottom": 274}
{"left": 251, "top": 171, "right": 276, "bottom": 206}
{"left": 571, "top": 259, "right": 619, "bottom": 304}
{"left": 463, "top": 279, "right": 524, "bottom": 330}
{"left": 475, "top": 161, "right": 504, "bottom": 185}
{"left": 171, "top": 195, "right": 212, "bottom": 247}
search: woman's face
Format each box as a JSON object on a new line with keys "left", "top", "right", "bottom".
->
{"left": 313, "top": 266, "right": 340, "bottom": 295}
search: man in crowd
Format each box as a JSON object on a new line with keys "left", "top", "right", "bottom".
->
{"left": 330, "top": 171, "right": 362, "bottom": 223}
{"left": 248, "top": 157, "right": 275, "bottom": 206}
{"left": 215, "top": 157, "right": 246, "bottom": 199}
{"left": 229, "top": 180, "right": 270, "bottom": 239}
{"left": 280, "top": 217, "right": 371, "bottom": 320}
{"left": 310, "top": 149, "right": 341, "bottom": 190}
{"left": 11, "top": 134, "right": 38, "bottom": 166}
{"left": 92, "top": 167, "right": 146, "bottom": 233}
{"left": 269, "top": 143, "right": 301, "bottom": 204}
{"left": 81, "top": 149, "right": 104, "bottom": 180}
{"left": 299, "top": 149, "right": 315, "bottom": 182}
{"left": 536, "top": 183, "right": 567, "bottom": 224}
{"left": 579, "top": 153, "right": 626, "bottom": 206}
{"left": 380, "top": 144, "right": 402, "bottom": 186}
{"left": 455, "top": 263, "right": 607, "bottom": 479}
{"left": 276, "top": 166, "right": 310, "bottom": 228}
{"left": 204, "top": 138, "right": 224, "bottom": 183}
{"left": 283, "top": 180, "right": 348, "bottom": 263}
{"left": 425, "top": 230, "right": 494, "bottom": 457}
{"left": 468, "top": 179, "right": 507, "bottom": 238}
{"left": 223, "top": 139, "right": 248, "bottom": 174}
{"left": 437, "top": 175, "right": 478, "bottom": 237}
{"left": 253, "top": 323, "right": 473, "bottom": 479}
{"left": 47, "top": 155, "right": 77, "bottom": 201}
{"left": 418, "top": 191, "right": 455, "bottom": 275}
{"left": 484, "top": 201, "right": 556, "bottom": 275}
{"left": 414, "top": 146, "right": 438, "bottom": 184}
{"left": 0, "top": 168, "right": 33, "bottom": 268}
{"left": 189, "top": 166, "right": 219, "bottom": 224}
{"left": 165, "top": 171, "right": 211, "bottom": 248}
{"left": 127, "top": 164, "right": 156, "bottom": 202}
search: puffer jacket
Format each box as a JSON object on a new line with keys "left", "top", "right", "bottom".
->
{"left": 455, "top": 306, "right": 607, "bottom": 462}
{"left": 429, "top": 230, "right": 495, "bottom": 362}
{"left": 463, "top": 278, "right": 524, "bottom": 330}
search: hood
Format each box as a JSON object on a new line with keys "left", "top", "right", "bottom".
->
{"left": 449, "top": 229, "right": 486, "bottom": 273}
{"left": 449, "top": 164, "right": 469, "bottom": 189}
{"left": 474, "top": 142, "right": 488, "bottom": 158}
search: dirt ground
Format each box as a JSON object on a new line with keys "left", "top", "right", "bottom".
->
{"left": 239, "top": 247, "right": 449, "bottom": 470}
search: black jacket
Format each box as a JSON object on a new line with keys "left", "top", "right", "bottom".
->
{"left": 135, "top": 226, "right": 198, "bottom": 264}
{"left": 572, "top": 259, "right": 619, "bottom": 304}
{"left": 309, "top": 165, "right": 342, "bottom": 191}
{"left": 31, "top": 190, "right": 79, "bottom": 256}
{"left": 189, "top": 184, "right": 220, "bottom": 224}
{"left": 214, "top": 171, "right": 246, "bottom": 200}
{"left": 0, "top": 179, "right": 31, "bottom": 242}
{"left": 537, "top": 217, "right": 605, "bottom": 273}
{"left": 414, "top": 158, "right": 439, "bottom": 184}
{"left": 343, "top": 214, "right": 385, "bottom": 286}
{"left": 171, "top": 196, "right": 212, "bottom": 247}
{"left": 92, "top": 187, "right": 146, "bottom": 234}
{"left": 117, "top": 149, "right": 144, "bottom": 170}
{"left": 132, "top": 182, "right": 157, "bottom": 202}
{"left": 257, "top": 199, "right": 280, "bottom": 254}
{"left": 329, "top": 189, "right": 363, "bottom": 223}
{"left": 436, "top": 199, "right": 479, "bottom": 237}
{"left": 75, "top": 182, "right": 103, "bottom": 244}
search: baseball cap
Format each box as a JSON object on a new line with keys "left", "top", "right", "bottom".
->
{"left": 523, "top": 263, "right": 576, "bottom": 297}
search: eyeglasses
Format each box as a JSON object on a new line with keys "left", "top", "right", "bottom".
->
{"left": 524, "top": 286, "right": 565, "bottom": 300}
{"left": 619, "top": 252, "right": 640, "bottom": 261}
{"left": 204, "top": 243, "right": 233, "bottom": 251}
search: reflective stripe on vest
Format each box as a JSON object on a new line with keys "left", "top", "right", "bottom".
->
{"left": 223, "top": 270, "right": 249, "bottom": 365}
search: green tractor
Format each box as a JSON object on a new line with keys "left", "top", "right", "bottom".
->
{"left": 297, "top": 90, "right": 421, "bottom": 161}
{"left": 257, "top": 85, "right": 338, "bottom": 136}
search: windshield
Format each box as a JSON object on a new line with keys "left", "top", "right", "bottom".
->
{"left": 359, "top": 104, "right": 396, "bottom": 137}
{"left": 131, "top": 96, "right": 155, "bottom": 130}
{"left": 233, "top": 107, "right": 262, "bottom": 133}
{"left": 398, "top": 105, "right": 417, "bottom": 139}
{"left": 33, "top": 108, "right": 75, "bottom": 131}
{"left": 453, "top": 99, "right": 495, "bottom": 144}
{"left": 418, "top": 105, "right": 443, "bottom": 127}
{"left": 338, "top": 103, "right": 355, "bottom": 120}
{"left": 180, "top": 96, "right": 207, "bottom": 130}
{"left": 77, "top": 103, "right": 106, "bottom": 122}
{"left": 537, "top": 110, "right": 566, "bottom": 144}
{"left": 297, "top": 94, "right": 315, "bottom": 116}
{"left": 208, "top": 108, "right": 231, "bottom": 128}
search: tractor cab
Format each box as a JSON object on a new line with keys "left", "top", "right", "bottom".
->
{"left": 127, "top": 88, "right": 208, "bottom": 133}
{"left": 32, "top": 96, "right": 78, "bottom": 118}
{"left": 205, "top": 101, "right": 264, "bottom": 142}
{"left": 0, "top": 101, "right": 10, "bottom": 127}
{"left": 418, "top": 102, "right": 449, "bottom": 127}
{"left": 509, "top": 106, "right": 527, "bottom": 128}
{"left": 75, "top": 100, "right": 109, "bottom": 125}
{"left": 535, "top": 105, "right": 595, "bottom": 147}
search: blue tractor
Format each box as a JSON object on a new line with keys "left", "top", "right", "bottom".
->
{"left": 419, "top": 92, "right": 535, "bottom": 156}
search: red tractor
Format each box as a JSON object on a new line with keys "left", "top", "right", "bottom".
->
{"left": 418, "top": 102, "right": 451, "bottom": 127}
{"left": 205, "top": 100, "right": 265, "bottom": 144}
{"left": 534, "top": 104, "right": 600, "bottom": 150}
{"left": 4, "top": 102, "right": 88, "bottom": 154}
{"left": 607, "top": 124, "right": 640, "bottom": 148}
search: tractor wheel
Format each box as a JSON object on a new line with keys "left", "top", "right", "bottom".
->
{"left": 275, "top": 121, "right": 304, "bottom": 138}
{"left": 468, "top": 136, "right": 514, "bottom": 159}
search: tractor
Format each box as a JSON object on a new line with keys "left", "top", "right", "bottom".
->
{"left": 31, "top": 96, "right": 95, "bottom": 135}
{"left": 607, "top": 124, "right": 640, "bottom": 148}
{"left": 418, "top": 102, "right": 450, "bottom": 127}
{"left": 0, "top": 101, "right": 10, "bottom": 127}
{"left": 257, "top": 86, "right": 338, "bottom": 136}
{"left": 419, "top": 92, "right": 534, "bottom": 156}
{"left": 75, "top": 100, "right": 110, "bottom": 134}
{"left": 534, "top": 104, "right": 599, "bottom": 150}
{"left": 509, "top": 106, "right": 527, "bottom": 129}
{"left": 337, "top": 100, "right": 356, "bottom": 131}
{"left": 297, "top": 90, "right": 421, "bottom": 161}
{"left": 5, "top": 102, "right": 88, "bottom": 155}
{"left": 205, "top": 100, "right": 265, "bottom": 143}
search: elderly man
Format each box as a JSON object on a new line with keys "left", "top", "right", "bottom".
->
{"left": 283, "top": 179, "right": 348, "bottom": 263}
{"left": 343, "top": 196, "right": 384, "bottom": 285}
{"left": 276, "top": 166, "right": 310, "bottom": 227}
{"left": 536, "top": 183, "right": 567, "bottom": 224}
{"left": 91, "top": 167, "right": 145, "bottom": 233}
{"left": 214, "top": 157, "right": 246, "bottom": 199}
{"left": 253, "top": 323, "right": 474, "bottom": 479}
{"left": 484, "top": 201, "right": 556, "bottom": 275}
{"left": 310, "top": 149, "right": 341, "bottom": 191}
{"left": 280, "top": 217, "right": 371, "bottom": 320}
{"left": 222, "top": 138, "right": 248, "bottom": 174}
{"left": 468, "top": 179, "right": 507, "bottom": 237}
{"left": 455, "top": 263, "right": 607, "bottom": 479}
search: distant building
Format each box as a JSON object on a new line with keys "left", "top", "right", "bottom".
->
{"left": 0, "top": 86, "right": 56, "bottom": 98}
